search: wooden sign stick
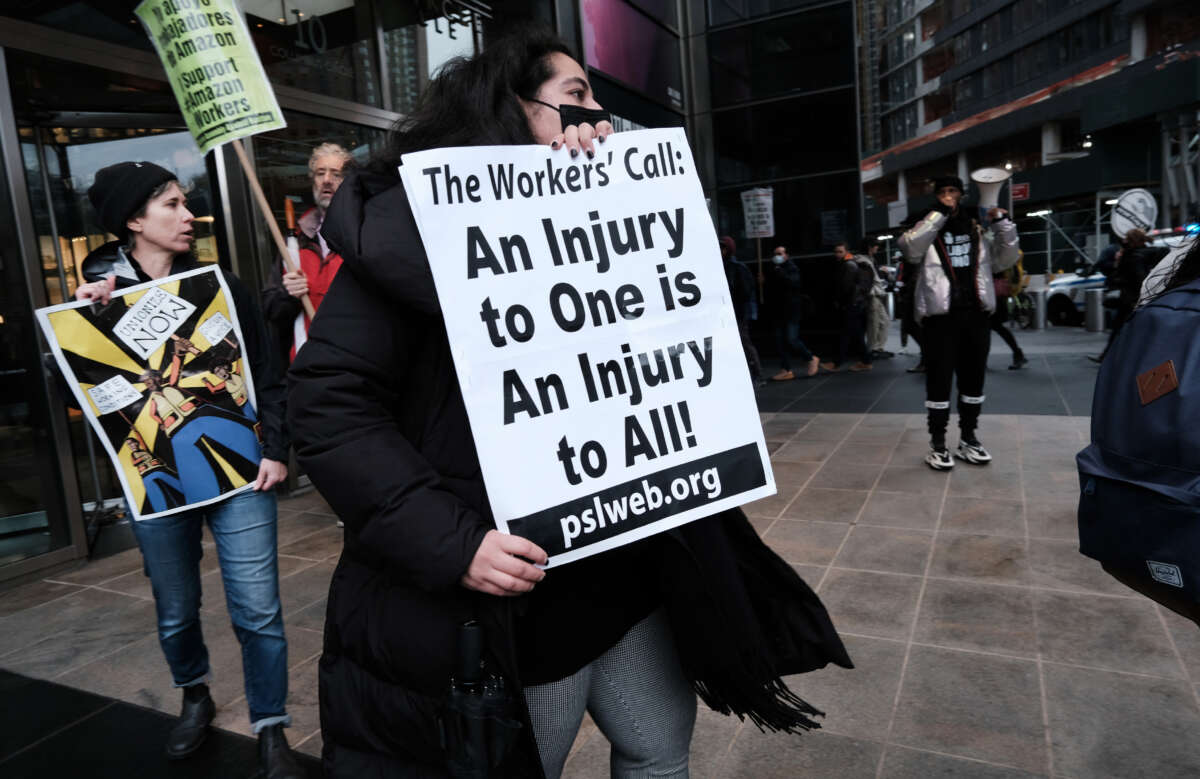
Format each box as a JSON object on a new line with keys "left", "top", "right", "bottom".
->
{"left": 230, "top": 138, "right": 316, "bottom": 319}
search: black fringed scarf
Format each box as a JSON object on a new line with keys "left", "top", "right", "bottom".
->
{"left": 661, "top": 509, "right": 853, "bottom": 733}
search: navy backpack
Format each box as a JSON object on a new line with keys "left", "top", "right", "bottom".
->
{"left": 1077, "top": 277, "right": 1200, "bottom": 622}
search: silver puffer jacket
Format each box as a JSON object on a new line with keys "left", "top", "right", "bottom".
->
{"left": 898, "top": 210, "right": 1021, "bottom": 322}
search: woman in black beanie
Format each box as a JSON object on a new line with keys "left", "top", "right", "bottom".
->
{"left": 75, "top": 162, "right": 303, "bottom": 779}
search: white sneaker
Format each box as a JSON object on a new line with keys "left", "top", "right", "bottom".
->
{"left": 955, "top": 439, "right": 992, "bottom": 465}
{"left": 925, "top": 447, "right": 955, "bottom": 471}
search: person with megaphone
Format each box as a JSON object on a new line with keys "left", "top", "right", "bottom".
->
{"left": 898, "top": 173, "right": 1021, "bottom": 470}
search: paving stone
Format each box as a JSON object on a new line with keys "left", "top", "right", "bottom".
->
{"left": 715, "top": 728, "right": 882, "bottom": 778}
{"left": 948, "top": 465, "right": 1024, "bottom": 501}
{"left": 881, "top": 745, "right": 1045, "bottom": 778}
{"left": 214, "top": 645, "right": 324, "bottom": 737}
{"left": 767, "top": 460, "right": 820, "bottom": 490}
{"left": 833, "top": 526, "right": 933, "bottom": 575}
{"left": 280, "top": 561, "right": 337, "bottom": 618}
{"left": 688, "top": 704, "right": 743, "bottom": 777}
{"left": 743, "top": 483, "right": 803, "bottom": 519}
{"left": 826, "top": 442, "right": 896, "bottom": 467}
{"left": 1044, "top": 663, "right": 1200, "bottom": 778}
{"left": 1035, "top": 590, "right": 1182, "bottom": 678}
{"left": 1158, "top": 606, "right": 1200, "bottom": 681}
{"left": 3, "top": 595, "right": 156, "bottom": 681}
{"left": 276, "top": 511, "right": 343, "bottom": 548}
{"left": 791, "top": 564, "right": 827, "bottom": 591}
{"left": 745, "top": 515, "right": 774, "bottom": 535}
{"left": 762, "top": 418, "right": 808, "bottom": 440}
{"left": 786, "top": 634, "right": 905, "bottom": 742}
{"left": 1025, "top": 500, "right": 1079, "bottom": 540}
{"left": 1022, "top": 470, "right": 1080, "bottom": 502}
{"left": 0, "top": 587, "right": 154, "bottom": 661}
{"left": 809, "top": 463, "right": 884, "bottom": 491}
{"left": 858, "top": 491, "right": 942, "bottom": 530}
{"left": 278, "top": 527, "right": 344, "bottom": 562}
{"left": 295, "top": 729, "right": 323, "bottom": 758}
{"left": 0, "top": 579, "right": 86, "bottom": 619}
{"left": 876, "top": 465, "right": 951, "bottom": 494}
{"left": 280, "top": 490, "right": 334, "bottom": 515}
{"left": 1027, "top": 538, "right": 1133, "bottom": 597}
{"left": 52, "top": 547, "right": 143, "bottom": 586}
{"left": 890, "top": 646, "right": 1048, "bottom": 774}
{"left": 818, "top": 568, "right": 922, "bottom": 640}
{"left": 772, "top": 440, "right": 838, "bottom": 463}
{"left": 929, "top": 534, "right": 1031, "bottom": 586}
{"left": 940, "top": 497, "right": 1024, "bottom": 537}
{"left": 289, "top": 598, "right": 328, "bottom": 634}
{"left": 914, "top": 579, "right": 1036, "bottom": 658}
{"left": 761, "top": 520, "right": 849, "bottom": 566}
{"left": 844, "top": 427, "right": 904, "bottom": 445}
{"left": 800, "top": 419, "right": 864, "bottom": 442}
{"left": 782, "top": 488, "right": 869, "bottom": 523}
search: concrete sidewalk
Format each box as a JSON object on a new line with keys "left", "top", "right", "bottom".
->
{"left": 560, "top": 410, "right": 1200, "bottom": 778}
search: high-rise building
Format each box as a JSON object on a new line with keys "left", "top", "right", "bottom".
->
{"left": 858, "top": 0, "right": 1200, "bottom": 273}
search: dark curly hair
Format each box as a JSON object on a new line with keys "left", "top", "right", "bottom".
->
{"left": 371, "top": 26, "right": 573, "bottom": 172}
{"left": 1157, "top": 236, "right": 1200, "bottom": 296}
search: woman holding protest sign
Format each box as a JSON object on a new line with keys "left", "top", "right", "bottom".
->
{"left": 74, "top": 162, "right": 304, "bottom": 778}
{"left": 288, "top": 27, "right": 850, "bottom": 779}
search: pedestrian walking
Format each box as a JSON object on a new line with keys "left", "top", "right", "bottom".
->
{"left": 74, "top": 162, "right": 303, "bottom": 777}
{"left": 897, "top": 174, "right": 1021, "bottom": 470}
{"left": 721, "top": 235, "right": 765, "bottom": 385}
{"left": 990, "top": 265, "right": 1027, "bottom": 369}
{"left": 287, "top": 28, "right": 851, "bottom": 779}
{"left": 859, "top": 238, "right": 893, "bottom": 360}
{"left": 1091, "top": 229, "right": 1167, "bottom": 362}
{"left": 764, "top": 246, "right": 820, "bottom": 380}
{"left": 821, "top": 241, "right": 873, "bottom": 372}
{"left": 896, "top": 253, "right": 926, "bottom": 372}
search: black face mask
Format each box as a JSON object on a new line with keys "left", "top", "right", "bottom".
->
{"left": 531, "top": 99, "right": 612, "bottom": 133}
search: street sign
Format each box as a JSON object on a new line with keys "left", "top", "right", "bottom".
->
{"left": 1111, "top": 188, "right": 1158, "bottom": 238}
{"left": 740, "top": 187, "right": 774, "bottom": 239}
{"left": 1011, "top": 181, "right": 1030, "bottom": 201}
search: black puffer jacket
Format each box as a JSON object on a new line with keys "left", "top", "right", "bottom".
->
{"left": 288, "top": 170, "right": 853, "bottom": 777}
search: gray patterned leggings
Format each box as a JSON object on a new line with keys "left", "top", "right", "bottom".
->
{"left": 523, "top": 610, "right": 697, "bottom": 778}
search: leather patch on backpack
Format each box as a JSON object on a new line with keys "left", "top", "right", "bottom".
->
{"left": 1137, "top": 360, "right": 1179, "bottom": 406}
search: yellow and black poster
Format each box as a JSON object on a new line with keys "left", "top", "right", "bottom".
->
{"left": 36, "top": 267, "right": 262, "bottom": 520}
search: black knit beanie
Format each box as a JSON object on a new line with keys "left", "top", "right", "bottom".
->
{"left": 932, "top": 175, "right": 965, "bottom": 194}
{"left": 87, "top": 161, "right": 177, "bottom": 237}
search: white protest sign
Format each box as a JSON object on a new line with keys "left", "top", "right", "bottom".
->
{"left": 1111, "top": 188, "right": 1157, "bottom": 238}
{"left": 87, "top": 375, "right": 144, "bottom": 416}
{"left": 740, "top": 187, "right": 774, "bottom": 239}
{"left": 112, "top": 287, "right": 197, "bottom": 360}
{"left": 197, "top": 311, "right": 234, "bottom": 347}
{"left": 400, "top": 128, "right": 776, "bottom": 567}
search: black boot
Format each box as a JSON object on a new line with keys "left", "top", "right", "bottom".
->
{"left": 166, "top": 683, "right": 215, "bottom": 759}
{"left": 257, "top": 723, "right": 304, "bottom": 779}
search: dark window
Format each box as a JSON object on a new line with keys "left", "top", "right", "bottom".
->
{"left": 246, "top": 4, "right": 383, "bottom": 107}
{"left": 5, "top": 1, "right": 153, "bottom": 51}
{"left": 709, "top": 0, "right": 840, "bottom": 26}
{"left": 713, "top": 89, "right": 858, "bottom": 185}
{"left": 716, "top": 171, "right": 861, "bottom": 256}
{"left": 709, "top": 5, "right": 855, "bottom": 107}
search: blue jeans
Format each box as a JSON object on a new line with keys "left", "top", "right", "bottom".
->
{"left": 773, "top": 319, "right": 814, "bottom": 371}
{"left": 131, "top": 488, "right": 290, "bottom": 731}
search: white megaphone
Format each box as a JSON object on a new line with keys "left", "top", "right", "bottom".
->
{"left": 970, "top": 167, "right": 1012, "bottom": 210}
